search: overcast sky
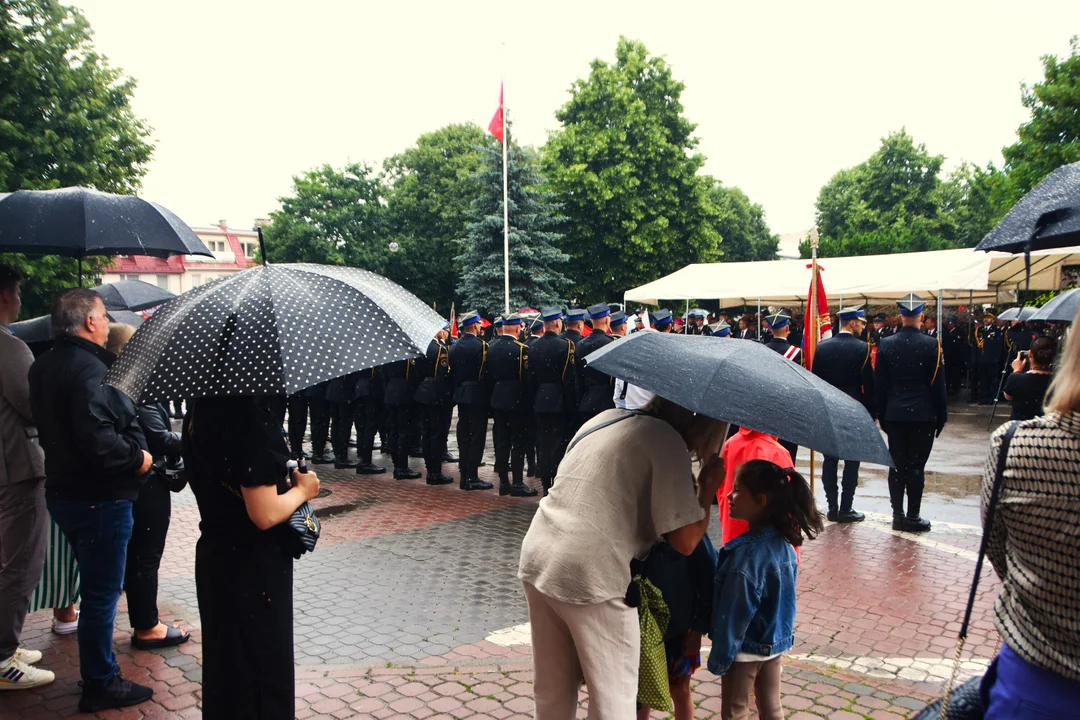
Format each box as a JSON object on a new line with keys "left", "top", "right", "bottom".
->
{"left": 74, "top": 0, "right": 1078, "bottom": 236}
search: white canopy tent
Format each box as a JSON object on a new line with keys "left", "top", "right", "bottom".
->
{"left": 623, "top": 247, "right": 1080, "bottom": 308}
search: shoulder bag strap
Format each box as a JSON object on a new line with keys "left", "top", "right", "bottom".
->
{"left": 565, "top": 410, "right": 644, "bottom": 455}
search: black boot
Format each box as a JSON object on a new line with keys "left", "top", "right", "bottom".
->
{"left": 311, "top": 452, "right": 336, "bottom": 465}
{"left": 826, "top": 505, "right": 838, "bottom": 522}
{"left": 510, "top": 472, "right": 538, "bottom": 497}
{"left": 904, "top": 516, "right": 932, "bottom": 532}
{"left": 892, "top": 514, "right": 906, "bottom": 531}
{"left": 394, "top": 467, "right": 421, "bottom": 480}
{"left": 78, "top": 673, "right": 154, "bottom": 713}
{"left": 442, "top": 452, "right": 458, "bottom": 463}
{"left": 356, "top": 462, "right": 386, "bottom": 475}
{"left": 426, "top": 471, "right": 454, "bottom": 486}
{"left": 837, "top": 508, "right": 865, "bottom": 523}
{"left": 334, "top": 455, "right": 359, "bottom": 469}
{"left": 461, "top": 477, "right": 492, "bottom": 491}
{"left": 499, "top": 473, "right": 512, "bottom": 496}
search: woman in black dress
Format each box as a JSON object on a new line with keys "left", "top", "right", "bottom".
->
{"left": 182, "top": 396, "right": 319, "bottom": 719}
{"left": 1004, "top": 336, "right": 1056, "bottom": 421}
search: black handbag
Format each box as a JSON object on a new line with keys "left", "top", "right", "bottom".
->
{"left": 281, "top": 500, "right": 320, "bottom": 559}
{"left": 913, "top": 421, "right": 1018, "bottom": 720}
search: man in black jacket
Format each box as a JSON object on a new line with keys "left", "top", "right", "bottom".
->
{"left": 811, "top": 306, "right": 875, "bottom": 523}
{"left": 529, "top": 307, "right": 578, "bottom": 493}
{"left": 487, "top": 315, "right": 537, "bottom": 497}
{"left": 576, "top": 303, "right": 615, "bottom": 423}
{"left": 875, "top": 294, "right": 947, "bottom": 533}
{"left": 449, "top": 312, "right": 492, "bottom": 490}
{"left": 413, "top": 327, "right": 454, "bottom": 486}
{"left": 28, "top": 289, "right": 154, "bottom": 712}
{"left": 353, "top": 365, "right": 386, "bottom": 475}
{"left": 382, "top": 357, "right": 421, "bottom": 479}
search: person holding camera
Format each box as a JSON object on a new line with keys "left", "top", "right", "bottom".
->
{"left": 1003, "top": 336, "right": 1056, "bottom": 421}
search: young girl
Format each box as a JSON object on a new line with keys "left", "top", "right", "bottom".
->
{"left": 708, "top": 460, "right": 824, "bottom": 720}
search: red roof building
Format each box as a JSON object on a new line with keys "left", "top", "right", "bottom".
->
{"left": 101, "top": 221, "right": 260, "bottom": 294}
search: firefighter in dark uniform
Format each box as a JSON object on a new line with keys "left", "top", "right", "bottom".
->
{"left": 709, "top": 321, "right": 732, "bottom": 337}
{"left": 576, "top": 303, "right": 616, "bottom": 423}
{"left": 383, "top": 356, "right": 422, "bottom": 479}
{"left": 687, "top": 309, "right": 711, "bottom": 336}
{"left": 559, "top": 308, "right": 587, "bottom": 435}
{"left": 449, "top": 312, "right": 492, "bottom": 491}
{"left": 652, "top": 309, "right": 674, "bottom": 333}
{"left": 529, "top": 307, "right": 577, "bottom": 494}
{"left": 869, "top": 313, "right": 887, "bottom": 347}
{"left": 353, "top": 365, "right": 386, "bottom": 475}
{"left": 942, "top": 316, "right": 966, "bottom": 397}
{"left": 327, "top": 373, "right": 360, "bottom": 469}
{"left": 811, "top": 306, "right": 875, "bottom": 523}
{"left": 610, "top": 310, "right": 628, "bottom": 337}
{"left": 309, "top": 380, "right": 335, "bottom": 464}
{"left": 763, "top": 310, "right": 803, "bottom": 466}
{"left": 488, "top": 314, "right": 539, "bottom": 497}
{"left": 975, "top": 311, "right": 1006, "bottom": 404}
{"left": 875, "top": 294, "right": 947, "bottom": 533}
{"left": 287, "top": 390, "right": 311, "bottom": 460}
{"left": 413, "top": 326, "right": 455, "bottom": 486}
{"left": 560, "top": 308, "right": 587, "bottom": 344}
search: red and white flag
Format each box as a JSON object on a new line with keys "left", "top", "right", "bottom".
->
{"left": 488, "top": 83, "right": 504, "bottom": 142}
{"left": 802, "top": 262, "right": 831, "bottom": 371}
{"left": 449, "top": 303, "right": 458, "bottom": 339}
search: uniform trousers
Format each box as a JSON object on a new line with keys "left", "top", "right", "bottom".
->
{"left": 778, "top": 439, "right": 798, "bottom": 467}
{"left": 383, "top": 401, "right": 414, "bottom": 470}
{"left": 455, "top": 404, "right": 488, "bottom": 481}
{"left": 353, "top": 397, "right": 381, "bottom": 464}
{"left": 524, "top": 413, "right": 537, "bottom": 473}
{"left": 420, "top": 404, "right": 451, "bottom": 474}
{"left": 330, "top": 400, "right": 355, "bottom": 461}
{"left": 884, "top": 421, "right": 936, "bottom": 518}
{"left": 535, "top": 412, "right": 568, "bottom": 484}
{"left": 492, "top": 410, "right": 527, "bottom": 478}
{"left": 287, "top": 393, "right": 309, "bottom": 458}
{"left": 309, "top": 391, "right": 333, "bottom": 456}
{"left": 978, "top": 363, "right": 1001, "bottom": 404}
{"left": 0, "top": 479, "right": 48, "bottom": 659}
{"left": 821, "top": 457, "right": 859, "bottom": 511}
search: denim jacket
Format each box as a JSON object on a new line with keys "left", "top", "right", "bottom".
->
{"left": 707, "top": 525, "right": 798, "bottom": 675}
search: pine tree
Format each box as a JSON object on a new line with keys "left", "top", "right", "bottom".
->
{"left": 456, "top": 123, "right": 570, "bottom": 315}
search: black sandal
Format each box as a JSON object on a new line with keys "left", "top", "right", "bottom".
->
{"left": 131, "top": 623, "right": 190, "bottom": 650}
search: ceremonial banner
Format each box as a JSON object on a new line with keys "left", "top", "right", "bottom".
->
{"left": 803, "top": 262, "right": 831, "bottom": 371}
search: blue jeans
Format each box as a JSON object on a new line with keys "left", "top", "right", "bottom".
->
{"left": 983, "top": 643, "right": 1080, "bottom": 719}
{"left": 46, "top": 498, "right": 133, "bottom": 688}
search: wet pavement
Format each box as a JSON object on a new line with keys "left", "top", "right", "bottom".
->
{"left": 1, "top": 405, "right": 999, "bottom": 719}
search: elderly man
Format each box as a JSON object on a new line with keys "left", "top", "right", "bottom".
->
{"left": 28, "top": 289, "right": 154, "bottom": 712}
{"left": 0, "top": 266, "right": 53, "bottom": 690}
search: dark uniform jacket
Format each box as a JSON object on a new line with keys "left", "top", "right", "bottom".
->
{"left": 448, "top": 333, "right": 490, "bottom": 406}
{"left": 488, "top": 335, "right": 531, "bottom": 412}
{"left": 875, "top": 327, "right": 947, "bottom": 428}
{"left": 559, "top": 329, "right": 584, "bottom": 347}
{"left": 326, "top": 373, "right": 359, "bottom": 404}
{"left": 414, "top": 339, "right": 452, "bottom": 406}
{"left": 529, "top": 331, "right": 578, "bottom": 413}
{"left": 353, "top": 366, "right": 382, "bottom": 400}
{"left": 764, "top": 337, "right": 803, "bottom": 366}
{"left": 1006, "top": 326, "right": 1037, "bottom": 356}
{"left": 811, "top": 333, "right": 876, "bottom": 417}
{"left": 576, "top": 331, "right": 615, "bottom": 415}
{"left": 383, "top": 358, "right": 420, "bottom": 405}
{"left": 976, "top": 323, "right": 1006, "bottom": 365}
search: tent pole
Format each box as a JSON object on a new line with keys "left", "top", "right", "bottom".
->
{"left": 936, "top": 290, "right": 943, "bottom": 344}
{"left": 757, "top": 298, "right": 761, "bottom": 342}
{"left": 967, "top": 290, "right": 974, "bottom": 401}
{"left": 685, "top": 299, "right": 689, "bottom": 334}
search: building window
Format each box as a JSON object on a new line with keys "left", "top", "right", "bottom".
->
{"left": 241, "top": 242, "right": 256, "bottom": 258}
{"left": 190, "top": 274, "right": 202, "bottom": 287}
{"left": 207, "top": 239, "right": 226, "bottom": 253}
{"left": 120, "top": 274, "right": 140, "bottom": 282}
{"left": 156, "top": 275, "right": 169, "bottom": 290}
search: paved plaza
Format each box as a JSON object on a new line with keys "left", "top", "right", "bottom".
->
{"left": 0, "top": 406, "right": 1003, "bottom": 719}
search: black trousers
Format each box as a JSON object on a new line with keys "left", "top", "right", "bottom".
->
{"left": 492, "top": 410, "right": 527, "bottom": 479}
{"left": 353, "top": 397, "right": 380, "bottom": 464}
{"left": 524, "top": 412, "right": 537, "bottom": 472}
{"left": 124, "top": 477, "right": 171, "bottom": 632}
{"left": 196, "top": 534, "right": 293, "bottom": 720}
{"left": 420, "top": 403, "right": 451, "bottom": 474}
{"left": 456, "top": 404, "right": 488, "bottom": 482}
{"left": 384, "top": 401, "right": 414, "bottom": 469}
{"left": 309, "top": 392, "right": 332, "bottom": 455}
{"left": 885, "top": 422, "right": 936, "bottom": 518}
{"left": 778, "top": 439, "right": 798, "bottom": 467}
{"left": 821, "top": 456, "right": 860, "bottom": 511}
{"left": 535, "top": 412, "right": 568, "bottom": 482}
{"left": 978, "top": 364, "right": 1001, "bottom": 404}
{"left": 287, "top": 393, "right": 309, "bottom": 458}
{"left": 331, "top": 400, "right": 355, "bottom": 460}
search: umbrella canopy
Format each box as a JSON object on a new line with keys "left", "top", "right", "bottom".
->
{"left": 583, "top": 331, "right": 892, "bottom": 466}
{"left": 11, "top": 309, "right": 145, "bottom": 345}
{"left": 976, "top": 161, "right": 1080, "bottom": 253}
{"left": 996, "top": 306, "right": 1038, "bottom": 322}
{"left": 93, "top": 280, "right": 175, "bottom": 312}
{"left": 0, "top": 187, "right": 213, "bottom": 259}
{"left": 1029, "top": 288, "right": 1080, "bottom": 323}
{"left": 104, "top": 263, "right": 445, "bottom": 404}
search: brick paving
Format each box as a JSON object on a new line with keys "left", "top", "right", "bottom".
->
{"left": 0, "top": 436, "right": 999, "bottom": 718}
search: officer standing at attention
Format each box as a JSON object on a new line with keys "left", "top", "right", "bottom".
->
{"left": 413, "top": 327, "right": 455, "bottom": 486}
{"left": 875, "top": 294, "right": 947, "bottom": 533}
{"left": 869, "top": 314, "right": 887, "bottom": 347}
{"left": 610, "top": 311, "right": 628, "bottom": 337}
{"left": 975, "top": 311, "right": 1005, "bottom": 405}
{"left": 383, "top": 356, "right": 422, "bottom": 479}
{"left": 449, "top": 312, "right": 493, "bottom": 491}
{"left": 560, "top": 308, "right": 587, "bottom": 345}
{"left": 529, "top": 307, "right": 577, "bottom": 494}
{"left": 652, "top": 309, "right": 674, "bottom": 333}
{"left": 762, "top": 310, "right": 803, "bottom": 465}
{"left": 326, "top": 373, "right": 360, "bottom": 469}
{"left": 811, "top": 306, "right": 875, "bottom": 523}
{"left": 576, "top": 302, "right": 616, "bottom": 423}
{"left": 353, "top": 365, "right": 386, "bottom": 475}
{"left": 559, "top": 308, "right": 587, "bottom": 435}
{"left": 687, "top": 309, "right": 711, "bottom": 335}
{"left": 488, "top": 314, "right": 538, "bottom": 497}
{"left": 308, "top": 380, "right": 335, "bottom": 464}
{"left": 287, "top": 390, "right": 311, "bottom": 460}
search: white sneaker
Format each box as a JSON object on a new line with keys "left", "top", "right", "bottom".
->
{"left": 12, "top": 648, "right": 42, "bottom": 664}
{"left": 0, "top": 655, "right": 55, "bottom": 690}
{"left": 52, "top": 611, "right": 79, "bottom": 635}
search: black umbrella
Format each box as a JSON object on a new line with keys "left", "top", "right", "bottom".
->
{"left": 11, "top": 309, "right": 145, "bottom": 345}
{"left": 996, "top": 306, "right": 1039, "bottom": 322}
{"left": 104, "top": 263, "right": 446, "bottom": 404}
{"left": 0, "top": 187, "right": 213, "bottom": 281}
{"left": 976, "top": 161, "right": 1080, "bottom": 253}
{"left": 583, "top": 332, "right": 893, "bottom": 466}
{"left": 1029, "top": 288, "right": 1080, "bottom": 323}
{"left": 93, "top": 280, "right": 176, "bottom": 312}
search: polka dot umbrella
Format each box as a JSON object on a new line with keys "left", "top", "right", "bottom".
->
{"left": 103, "top": 263, "right": 446, "bottom": 404}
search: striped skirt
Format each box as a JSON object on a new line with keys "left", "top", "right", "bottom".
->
{"left": 28, "top": 518, "right": 81, "bottom": 612}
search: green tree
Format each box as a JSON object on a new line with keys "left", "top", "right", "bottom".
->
{"left": 0, "top": 0, "right": 154, "bottom": 317}
{"left": 706, "top": 181, "right": 779, "bottom": 262}
{"left": 262, "top": 163, "right": 387, "bottom": 269}
{"left": 543, "top": 37, "right": 721, "bottom": 302}
{"left": 456, "top": 125, "right": 569, "bottom": 315}
{"left": 1002, "top": 36, "right": 1080, "bottom": 197}
{"left": 382, "top": 123, "right": 491, "bottom": 312}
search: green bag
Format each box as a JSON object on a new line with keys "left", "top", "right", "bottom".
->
{"left": 634, "top": 575, "right": 672, "bottom": 713}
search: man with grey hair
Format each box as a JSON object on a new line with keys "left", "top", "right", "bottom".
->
{"left": 28, "top": 288, "right": 154, "bottom": 712}
{"left": 0, "top": 265, "right": 53, "bottom": 690}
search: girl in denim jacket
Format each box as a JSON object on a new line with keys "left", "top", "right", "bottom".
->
{"left": 707, "top": 460, "right": 824, "bottom": 720}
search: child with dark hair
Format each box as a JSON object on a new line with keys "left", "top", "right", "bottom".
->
{"left": 707, "top": 460, "right": 824, "bottom": 720}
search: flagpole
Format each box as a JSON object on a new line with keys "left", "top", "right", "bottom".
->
{"left": 808, "top": 230, "right": 819, "bottom": 497}
{"left": 501, "top": 78, "right": 510, "bottom": 316}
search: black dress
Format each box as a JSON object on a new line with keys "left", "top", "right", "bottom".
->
{"left": 1005, "top": 371, "right": 1052, "bottom": 421}
{"left": 182, "top": 397, "right": 295, "bottom": 720}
